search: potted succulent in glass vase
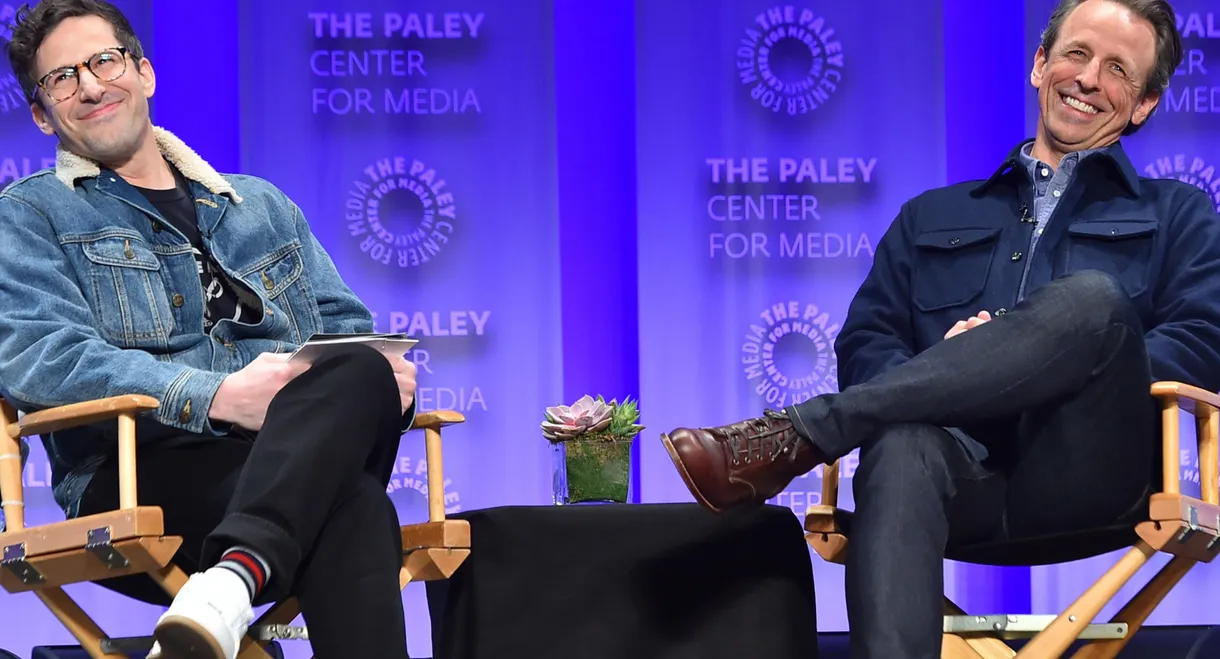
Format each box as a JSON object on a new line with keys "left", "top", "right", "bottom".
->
{"left": 543, "top": 395, "right": 644, "bottom": 505}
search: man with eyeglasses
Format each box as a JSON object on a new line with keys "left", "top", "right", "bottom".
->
{"left": 0, "top": 2, "right": 417, "bottom": 658}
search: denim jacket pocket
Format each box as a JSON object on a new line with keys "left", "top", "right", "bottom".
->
{"left": 70, "top": 231, "right": 175, "bottom": 347}
{"left": 911, "top": 227, "right": 1000, "bottom": 312}
{"left": 238, "top": 242, "right": 314, "bottom": 343}
{"left": 1065, "top": 220, "right": 1158, "bottom": 298}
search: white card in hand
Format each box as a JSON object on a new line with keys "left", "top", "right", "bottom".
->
{"left": 288, "top": 333, "right": 419, "bottom": 364}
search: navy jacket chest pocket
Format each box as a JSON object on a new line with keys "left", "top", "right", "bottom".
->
{"left": 76, "top": 234, "right": 174, "bottom": 347}
{"left": 911, "top": 227, "right": 1000, "bottom": 312}
{"left": 1064, "top": 220, "right": 1158, "bottom": 298}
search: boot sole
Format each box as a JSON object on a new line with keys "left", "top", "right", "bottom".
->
{"left": 154, "top": 615, "right": 228, "bottom": 659}
{"left": 659, "top": 433, "right": 723, "bottom": 513}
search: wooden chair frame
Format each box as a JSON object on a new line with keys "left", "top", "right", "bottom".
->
{"left": 0, "top": 395, "right": 470, "bottom": 659}
{"left": 804, "top": 381, "right": 1220, "bottom": 659}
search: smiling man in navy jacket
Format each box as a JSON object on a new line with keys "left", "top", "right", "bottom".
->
{"left": 661, "top": 0, "right": 1220, "bottom": 656}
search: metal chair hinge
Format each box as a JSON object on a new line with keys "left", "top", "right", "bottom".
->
{"left": 944, "top": 614, "right": 1127, "bottom": 640}
{"left": 253, "top": 624, "right": 310, "bottom": 641}
{"left": 86, "top": 526, "right": 130, "bottom": 570}
{"left": 1177, "top": 506, "right": 1200, "bottom": 543}
{"left": 2, "top": 542, "right": 45, "bottom": 585}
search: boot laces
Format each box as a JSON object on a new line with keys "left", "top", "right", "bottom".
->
{"left": 712, "top": 409, "right": 797, "bottom": 466}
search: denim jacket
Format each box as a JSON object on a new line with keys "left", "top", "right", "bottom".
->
{"left": 0, "top": 127, "right": 378, "bottom": 521}
{"left": 836, "top": 139, "right": 1220, "bottom": 395}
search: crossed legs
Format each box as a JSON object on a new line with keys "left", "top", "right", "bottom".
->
{"left": 79, "top": 344, "right": 411, "bottom": 658}
{"left": 660, "top": 270, "right": 1160, "bottom": 657}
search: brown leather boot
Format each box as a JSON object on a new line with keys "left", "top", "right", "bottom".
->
{"left": 660, "top": 409, "right": 824, "bottom": 513}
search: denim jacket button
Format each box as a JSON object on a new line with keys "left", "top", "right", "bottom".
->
{"left": 171, "top": 294, "right": 184, "bottom": 308}
{"left": 178, "top": 399, "right": 192, "bottom": 424}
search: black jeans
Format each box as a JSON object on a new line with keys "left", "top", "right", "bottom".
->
{"left": 786, "top": 270, "right": 1160, "bottom": 659}
{"left": 77, "top": 344, "right": 410, "bottom": 659}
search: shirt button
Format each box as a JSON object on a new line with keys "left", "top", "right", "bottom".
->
{"left": 1053, "top": 190, "right": 1061, "bottom": 198}
{"left": 995, "top": 308, "right": 1008, "bottom": 316}
{"left": 171, "top": 294, "right": 184, "bottom": 307}
{"left": 949, "top": 237, "right": 960, "bottom": 245}
{"left": 1040, "top": 168, "right": 1049, "bottom": 177}
{"left": 1011, "top": 252, "right": 1023, "bottom": 261}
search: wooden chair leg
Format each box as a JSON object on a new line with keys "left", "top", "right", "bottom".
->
{"left": 1014, "top": 542, "right": 1155, "bottom": 658}
{"left": 256, "top": 597, "right": 301, "bottom": 627}
{"left": 235, "top": 640, "right": 277, "bottom": 659}
{"left": 943, "top": 634, "right": 988, "bottom": 659}
{"left": 1070, "top": 555, "right": 1197, "bottom": 659}
{"left": 943, "top": 596, "right": 1017, "bottom": 659}
{"left": 236, "top": 596, "right": 301, "bottom": 658}
{"left": 148, "top": 562, "right": 189, "bottom": 599}
{"left": 33, "top": 587, "right": 126, "bottom": 659}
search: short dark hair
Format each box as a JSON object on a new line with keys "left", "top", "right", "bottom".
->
{"left": 1039, "top": 0, "right": 1183, "bottom": 135}
{"left": 4, "top": 0, "right": 144, "bottom": 102}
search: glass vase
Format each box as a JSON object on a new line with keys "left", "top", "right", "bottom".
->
{"left": 551, "top": 437, "right": 635, "bottom": 505}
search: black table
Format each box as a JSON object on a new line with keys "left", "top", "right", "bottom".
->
{"left": 425, "top": 503, "right": 819, "bottom": 659}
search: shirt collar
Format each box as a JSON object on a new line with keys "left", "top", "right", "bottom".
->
{"left": 971, "top": 139, "right": 1141, "bottom": 198}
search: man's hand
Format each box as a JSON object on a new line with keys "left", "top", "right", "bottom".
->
{"left": 944, "top": 310, "right": 992, "bottom": 340}
{"left": 210, "top": 352, "right": 311, "bottom": 431}
{"left": 388, "top": 355, "right": 417, "bottom": 415}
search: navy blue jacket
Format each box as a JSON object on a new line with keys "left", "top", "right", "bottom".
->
{"left": 836, "top": 140, "right": 1220, "bottom": 394}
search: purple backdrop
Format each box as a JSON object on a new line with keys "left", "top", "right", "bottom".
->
{"left": 0, "top": 0, "right": 1218, "bottom": 655}
{"left": 633, "top": 0, "right": 947, "bottom": 629}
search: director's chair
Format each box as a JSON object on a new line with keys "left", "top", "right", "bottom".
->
{"left": 0, "top": 395, "right": 470, "bottom": 659}
{"left": 804, "top": 381, "right": 1220, "bottom": 659}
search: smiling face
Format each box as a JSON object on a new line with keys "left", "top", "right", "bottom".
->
{"left": 28, "top": 14, "right": 155, "bottom": 165}
{"left": 1030, "top": 0, "right": 1160, "bottom": 165}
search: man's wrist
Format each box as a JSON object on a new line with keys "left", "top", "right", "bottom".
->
{"left": 208, "top": 373, "right": 238, "bottom": 425}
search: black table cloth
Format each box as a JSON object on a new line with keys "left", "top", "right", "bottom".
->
{"left": 425, "top": 503, "right": 819, "bottom": 659}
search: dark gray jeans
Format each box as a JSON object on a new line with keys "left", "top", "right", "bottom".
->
{"left": 786, "top": 270, "right": 1160, "bottom": 659}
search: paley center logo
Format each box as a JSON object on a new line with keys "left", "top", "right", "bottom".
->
{"left": 346, "top": 156, "right": 457, "bottom": 269}
{"left": 1142, "top": 153, "right": 1220, "bottom": 213}
{"left": 387, "top": 449, "right": 463, "bottom": 517}
{"left": 741, "top": 300, "right": 839, "bottom": 407}
{"left": 736, "top": 6, "right": 844, "bottom": 116}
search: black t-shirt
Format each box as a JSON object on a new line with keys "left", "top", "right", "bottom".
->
{"left": 133, "top": 167, "right": 263, "bottom": 332}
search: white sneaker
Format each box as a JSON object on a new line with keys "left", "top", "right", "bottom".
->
{"left": 153, "top": 568, "right": 255, "bottom": 659}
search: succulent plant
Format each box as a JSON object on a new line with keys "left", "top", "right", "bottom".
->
{"left": 542, "top": 394, "right": 614, "bottom": 442}
{"left": 542, "top": 394, "right": 645, "bottom": 443}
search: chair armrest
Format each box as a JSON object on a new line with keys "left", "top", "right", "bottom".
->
{"left": 406, "top": 410, "right": 466, "bottom": 523}
{"left": 820, "top": 460, "right": 840, "bottom": 508}
{"left": 1, "top": 395, "right": 158, "bottom": 533}
{"left": 13, "top": 395, "right": 160, "bottom": 438}
{"left": 410, "top": 410, "right": 465, "bottom": 430}
{"left": 1151, "top": 381, "right": 1219, "bottom": 506}
{"left": 1151, "top": 382, "right": 1220, "bottom": 415}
